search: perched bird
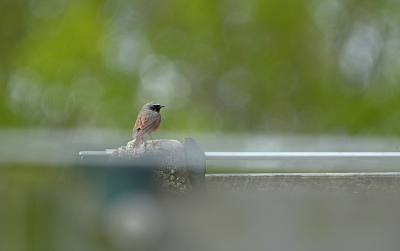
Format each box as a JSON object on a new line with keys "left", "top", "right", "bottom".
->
{"left": 132, "top": 102, "right": 165, "bottom": 148}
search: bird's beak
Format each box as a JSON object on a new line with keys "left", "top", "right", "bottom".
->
{"left": 160, "top": 105, "right": 165, "bottom": 108}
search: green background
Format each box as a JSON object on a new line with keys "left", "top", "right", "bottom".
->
{"left": 2, "top": 0, "right": 400, "bottom": 135}
{"left": 2, "top": 1, "right": 400, "bottom": 250}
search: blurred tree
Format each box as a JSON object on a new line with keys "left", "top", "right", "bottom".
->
{"left": 1, "top": 0, "right": 400, "bottom": 135}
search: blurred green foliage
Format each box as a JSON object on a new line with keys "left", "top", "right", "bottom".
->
{"left": 1, "top": 0, "right": 400, "bottom": 135}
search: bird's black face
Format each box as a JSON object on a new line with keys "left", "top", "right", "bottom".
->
{"left": 150, "top": 104, "right": 165, "bottom": 113}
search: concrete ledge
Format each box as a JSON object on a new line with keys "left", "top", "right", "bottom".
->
{"left": 205, "top": 173, "right": 400, "bottom": 195}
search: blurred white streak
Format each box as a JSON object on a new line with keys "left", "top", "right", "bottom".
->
{"left": 0, "top": 128, "right": 128, "bottom": 165}
{"left": 29, "top": 0, "right": 68, "bottom": 20}
{"left": 105, "top": 193, "right": 165, "bottom": 251}
{"left": 311, "top": 0, "right": 349, "bottom": 51}
{"left": 6, "top": 68, "right": 42, "bottom": 120}
{"left": 97, "top": 1, "right": 152, "bottom": 76}
{"left": 111, "top": 8, "right": 146, "bottom": 31}
{"left": 194, "top": 133, "right": 400, "bottom": 172}
{"left": 1, "top": 128, "right": 400, "bottom": 172}
{"left": 118, "top": 34, "right": 151, "bottom": 75}
{"left": 99, "top": 31, "right": 152, "bottom": 75}
{"left": 138, "top": 55, "right": 192, "bottom": 108}
{"left": 363, "top": 37, "right": 400, "bottom": 103}
{"left": 313, "top": 0, "right": 347, "bottom": 30}
{"left": 339, "top": 23, "right": 382, "bottom": 87}
{"left": 216, "top": 0, "right": 256, "bottom": 25}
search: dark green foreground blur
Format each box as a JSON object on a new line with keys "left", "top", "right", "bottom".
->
{"left": 1, "top": 165, "right": 400, "bottom": 251}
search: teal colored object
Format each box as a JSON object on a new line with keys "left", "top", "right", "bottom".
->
{"left": 82, "top": 159, "right": 155, "bottom": 202}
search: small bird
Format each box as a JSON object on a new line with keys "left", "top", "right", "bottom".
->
{"left": 132, "top": 102, "right": 165, "bottom": 148}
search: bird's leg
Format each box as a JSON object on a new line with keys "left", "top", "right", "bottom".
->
{"left": 149, "top": 134, "right": 155, "bottom": 148}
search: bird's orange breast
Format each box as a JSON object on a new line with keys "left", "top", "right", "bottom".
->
{"left": 151, "top": 122, "right": 161, "bottom": 134}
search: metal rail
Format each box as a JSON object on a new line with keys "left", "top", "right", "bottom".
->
{"left": 79, "top": 150, "right": 400, "bottom": 160}
{"left": 205, "top": 152, "right": 400, "bottom": 160}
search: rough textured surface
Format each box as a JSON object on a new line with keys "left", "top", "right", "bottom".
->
{"left": 206, "top": 173, "right": 400, "bottom": 195}
{"left": 109, "top": 139, "right": 192, "bottom": 194}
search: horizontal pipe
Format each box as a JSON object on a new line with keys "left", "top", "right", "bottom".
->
{"left": 205, "top": 152, "right": 400, "bottom": 160}
{"left": 79, "top": 151, "right": 400, "bottom": 160}
{"left": 206, "top": 172, "right": 400, "bottom": 177}
{"left": 79, "top": 151, "right": 108, "bottom": 156}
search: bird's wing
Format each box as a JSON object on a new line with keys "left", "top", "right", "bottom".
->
{"left": 132, "top": 115, "right": 161, "bottom": 139}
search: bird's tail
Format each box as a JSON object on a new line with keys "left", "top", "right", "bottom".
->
{"left": 132, "top": 137, "right": 143, "bottom": 148}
